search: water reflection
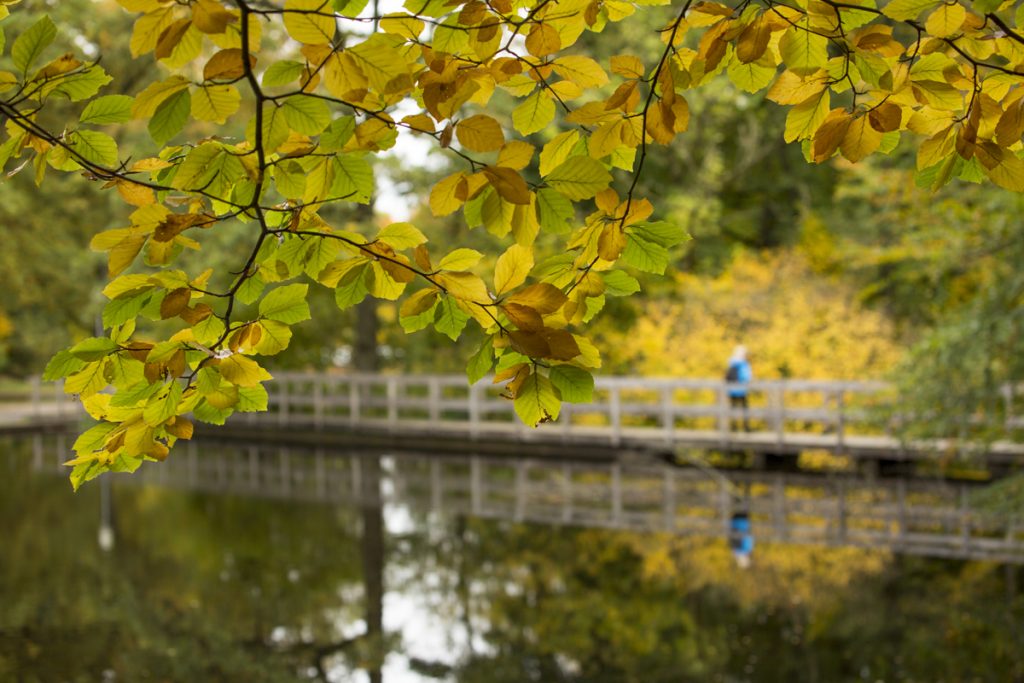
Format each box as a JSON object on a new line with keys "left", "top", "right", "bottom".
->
{"left": 2, "top": 434, "right": 1023, "bottom": 681}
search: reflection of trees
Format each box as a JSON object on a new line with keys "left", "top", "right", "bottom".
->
{"left": 401, "top": 514, "right": 1023, "bottom": 682}
{"left": 0, "top": 440, "right": 371, "bottom": 681}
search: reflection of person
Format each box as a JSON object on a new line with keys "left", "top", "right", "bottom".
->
{"left": 729, "top": 511, "right": 754, "bottom": 569}
{"left": 726, "top": 345, "right": 752, "bottom": 432}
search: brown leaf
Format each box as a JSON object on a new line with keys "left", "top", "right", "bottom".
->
{"left": 203, "top": 49, "right": 255, "bottom": 81}
{"left": 867, "top": 101, "right": 902, "bottom": 133}
{"left": 502, "top": 303, "right": 544, "bottom": 332}
{"left": 509, "top": 330, "right": 551, "bottom": 358}
{"left": 155, "top": 19, "right": 193, "bottom": 60}
{"left": 160, "top": 288, "right": 192, "bottom": 320}
{"left": 483, "top": 166, "right": 531, "bottom": 205}
{"left": 543, "top": 328, "right": 581, "bottom": 361}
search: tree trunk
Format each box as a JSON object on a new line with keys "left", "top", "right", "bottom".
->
{"left": 352, "top": 200, "right": 379, "bottom": 372}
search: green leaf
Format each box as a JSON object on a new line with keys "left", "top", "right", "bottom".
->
{"left": 143, "top": 380, "right": 183, "bottom": 427}
{"left": 334, "top": 264, "right": 370, "bottom": 310}
{"left": 603, "top": 270, "right": 640, "bottom": 296}
{"left": 466, "top": 338, "right": 494, "bottom": 384}
{"left": 514, "top": 372, "right": 561, "bottom": 425}
{"left": 259, "top": 283, "right": 311, "bottom": 324}
{"left": 630, "top": 221, "right": 689, "bottom": 248}
{"left": 621, "top": 235, "right": 670, "bottom": 274}
{"left": 254, "top": 319, "right": 293, "bottom": 355}
{"left": 536, "top": 187, "right": 574, "bottom": 234}
{"left": 398, "top": 299, "right": 438, "bottom": 333}
{"left": 43, "top": 350, "right": 86, "bottom": 380}
{"left": 46, "top": 65, "right": 112, "bottom": 102}
{"left": 103, "top": 290, "right": 154, "bottom": 328}
{"left": 544, "top": 156, "right": 612, "bottom": 200}
{"left": 434, "top": 295, "right": 469, "bottom": 341}
{"left": 236, "top": 274, "right": 266, "bottom": 306}
{"left": 237, "top": 385, "right": 269, "bottom": 412}
{"left": 262, "top": 60, "right": 304, "bottom": 87}
{"left": 72, "top": 422, "right": 119, "bottom": 455}
{"left": 80, "top": 95, "right": 134, "bottom": 124}
{"left": 881, "top": 0, "right": 938, "bottom": 20}
{"left": 438, "top": 248, "right": 483, "bottom": 271}
{"left": 12, "top": 15, "right": 56, "bottom": 74}
{"left": 321, "top": 116, "right": 356, "bottom": 151}
{"left": 148, "top": 89, "right": 190, "bottom": 145}
{"left": 549, "top": 365, "right": 594, "bottom": 403}
{"left": 331, "top": 154, "right": 374, "bottom": 203}
{"left": 69, "top": 130, "right": 119, "bottom": 167}
{"left": 69, "top": 337, "right": 118, "bottom": 361}
{"left": 376, "top": 222, "right": 426, "bottom": 249}
{"left": 282, "top": 94, "right": 331, "bottom": 135}
{"left": 193, "top": 315, "right": 226, "bottom": 346}
{"left": 512, "top": 89, "right": 555, "bottom": 135}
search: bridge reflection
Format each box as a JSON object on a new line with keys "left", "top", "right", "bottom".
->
{"left": 31, "top": 435, "right": 1024, "bottom": 564}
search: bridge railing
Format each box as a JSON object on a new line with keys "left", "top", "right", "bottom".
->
{"left": 256, "top": 372, "right": 916, "bottom": 452}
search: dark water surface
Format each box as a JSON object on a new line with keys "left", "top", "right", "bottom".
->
{"left": 1, "top": 434, "right": 1022, "bottom": 682}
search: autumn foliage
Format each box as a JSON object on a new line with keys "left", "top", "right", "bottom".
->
{"left": 1, "top": 0, "right": 1020, "bottom": 486}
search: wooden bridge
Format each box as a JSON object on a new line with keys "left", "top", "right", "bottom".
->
{"left": 26, "top": 434, "right": 1024, "bottom": 563}
{"left": 7, "top": 372, "right": 1024, "bottom": 471}
{"left": 231, "top": 372, "right": 1024, "bottom": 469}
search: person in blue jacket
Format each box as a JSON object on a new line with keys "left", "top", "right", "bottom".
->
{"left": 725, "top": 345, "right": 752, "bottom": 432}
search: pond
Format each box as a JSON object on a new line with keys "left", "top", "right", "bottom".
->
{"left": 1, "top": 433, "right": 1022, "bottom": 682}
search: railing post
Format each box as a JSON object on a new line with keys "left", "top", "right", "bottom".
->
{"left": 428, "top": 377, "right": 441, "bottom": 422}
{"left": 313, "top": 379, "right": 324, "bottom": 429}
{"left": 836, "top": 388, "right": 846, "bottom": 453}
{"left": 468, "top": 382, "right": 481, "bottom": 439}
{"left": 349, "top": 378, "right": 360, "bottom": 427}
{"left": 661, "top": 386, "right": 674, "bottom": 444}
{"left": 278, "top": 379, "right": 290, "bottom": 426}
{"left": 609, "top": 385, "right": 622, "bottom": 447}
{"left": 717, "top": 383, "right": 729, "bottom": 443}
{"left": 31, "top": 375, "right": 41, "bottom": 417}
{"left": 387, "top": 376, "right": 398, "bottom": 429}
{"left": 774, "top": 383, "right": 785, "bottom": 447}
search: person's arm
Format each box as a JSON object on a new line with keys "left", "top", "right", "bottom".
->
{"left": 740, "top": 362, "right": 752, "bottom": 383}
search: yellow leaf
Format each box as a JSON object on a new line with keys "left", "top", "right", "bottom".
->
{"left": 812, "top": 108, "right": 852, "bottom": 163}
{"left": 525, "top": 23, "right": 561, "bottom": 57}
{"left": 456, "top": 114, "right": 505, "bottom": 152}
{"left": 193, "top": 0, "right": 238, "bottom": 34}
{"left": 840, "top": 115, "right": 883, "bottom": 162}
{"left": 218, "top": 354, "right": 270, "bottom": 387}
{"left": 497, "top": 140, "right": 535, "bottom": 170}
{"left": 400, "top": 288, "right": 438, "bottom": 318}
{"left": 539, "top": 130, "right": 580, "bottom": 176}
{"left": 283, "top": 0, "right": 336, "bottom": 45}
{"left": 437, "top": 271, "right": 490, "bottom": 303}
{"left": 430, "top": 172, "right": 467, "bottom": 217}
{"left": 512, "top": 90, "right": 555, "bottom": 136}
{"left": 924, "top": 2, "right": 965, "bottom": 38}
{"left": 190, "top": 84, "right": 240, "bottom": 123}
{"left": 437, "top": 248, "right": 483, "bottom": 271}
{"left": 494, "top": 244, "right": 534, "bottom": 295}
{"left": 552, "top": 55, "right": 608, "bottom": 88}
{"left": 766, "top": 69, "right": 829, "bottom": 105}
{"left": 784, "top": 90, "right": 829, "bottom": 143}
{"left": 132, "top": 76, "right": 190, "bottom": 119}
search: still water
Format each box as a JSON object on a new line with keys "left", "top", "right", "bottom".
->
{"left": 1, "top": 434, "right": 1022, "bottom": 682}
